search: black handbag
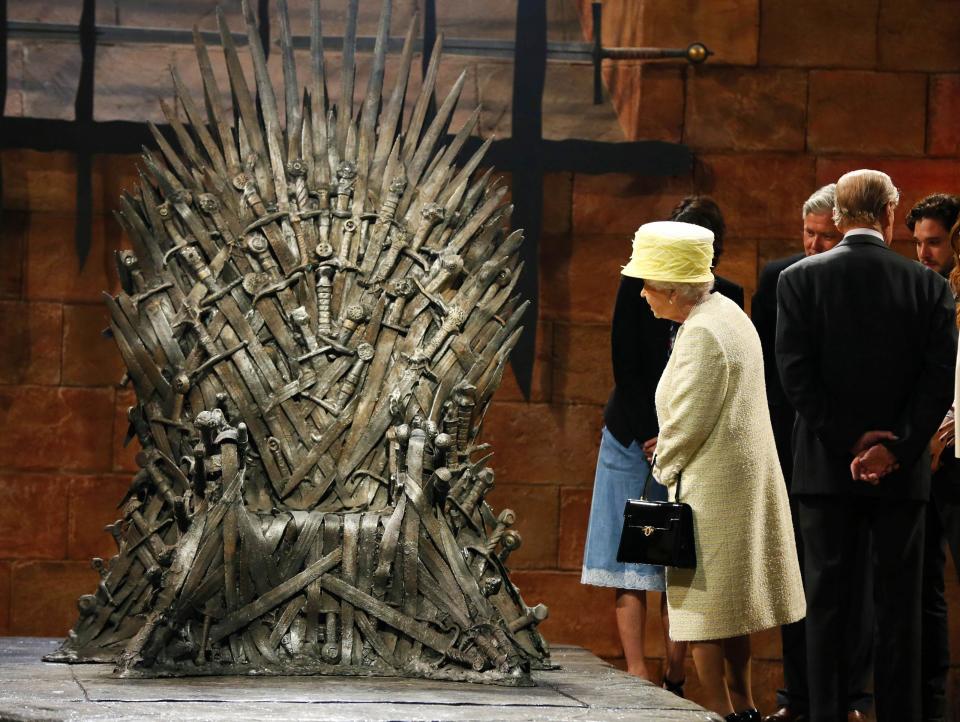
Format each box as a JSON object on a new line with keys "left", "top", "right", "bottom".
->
{"left": 616, "top": 461, "right": 696, "bottom": 569}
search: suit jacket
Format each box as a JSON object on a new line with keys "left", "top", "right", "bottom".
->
{"left": 752, "top": 253, "right": 804, "bottom": 486}
{"left": 603, "top": 274, "right": 744, "bottom": 447}
{"left": 775, "top": 234, "right": 956, "bottom": 500}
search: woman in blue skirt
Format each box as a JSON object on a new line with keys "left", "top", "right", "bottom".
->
{"left": 581, "top": 197, "right": 742, "bottom": 691}
{"left": 580, "top": 271, "right": 682, "bottom": 687}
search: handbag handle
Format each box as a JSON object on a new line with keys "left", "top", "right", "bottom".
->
{"left": 641, "top": 454, "right": 682, "bottom": 503}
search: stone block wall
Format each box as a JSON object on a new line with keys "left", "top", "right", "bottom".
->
{"left": 0, "top": 150, "right": 142, "bottom": 636}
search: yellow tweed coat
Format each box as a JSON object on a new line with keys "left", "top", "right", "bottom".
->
{"left": 654, "top": 293, "right": 805, "bottom": 641}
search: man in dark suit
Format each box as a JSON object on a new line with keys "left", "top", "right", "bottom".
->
{"left": 754, "top": 185, "right": 873, "bottom": 722}
{"left": 755, "top": 185, "right": 842, "bottom": 490}
{"left": 776, "top": 169, "right": 957, "bottom": 722}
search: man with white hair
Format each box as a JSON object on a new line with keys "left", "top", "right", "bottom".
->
{"left": 753, "top": 185, "right": 872, "bottom": 722}
{"left": 775, "top": 170, "right": 956, "bottom": 721}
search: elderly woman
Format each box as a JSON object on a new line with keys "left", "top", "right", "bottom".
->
{"left": 624, "top": 221, "right": 805, "bottom": 722}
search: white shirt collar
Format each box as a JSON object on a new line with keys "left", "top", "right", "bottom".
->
{"left": 842, "top": 228, "right": 885, "bottom": 242}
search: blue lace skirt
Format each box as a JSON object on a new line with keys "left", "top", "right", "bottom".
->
{"left": 580, "top": 426, "right": 667, "bottom": 591}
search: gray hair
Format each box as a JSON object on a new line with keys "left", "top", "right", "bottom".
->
{"left": 802, "top": 183, "right": 836, "bottom": 218}
{"left": 833, "top": 169, "right": 899, "bottom": 230}
{"left": 646, "top": 279, "right": 714, "bottom": 304}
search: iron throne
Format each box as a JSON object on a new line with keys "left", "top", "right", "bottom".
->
{"left": 47, "top": 0, "right": 550, "bottom": 685}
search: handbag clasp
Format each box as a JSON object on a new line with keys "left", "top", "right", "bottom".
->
{"left": 642, "top": 525, "right": 654, "bottom": 537}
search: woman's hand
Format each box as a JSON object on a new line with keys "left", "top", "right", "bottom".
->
{"left": 642, "top": 436, "right": 657, "bottom": 463}
{"left": 931, "top": 416, "right": 955, "bottom": 471}
{"left": 937, "top": 416, "right": 955, "bottom": 447}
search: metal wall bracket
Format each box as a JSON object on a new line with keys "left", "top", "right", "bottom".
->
{"left": 590, "top": 1, "right": 711, "bottom": 104}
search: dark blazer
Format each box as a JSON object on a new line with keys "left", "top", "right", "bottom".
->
{"left": 603, "top": 276, "right": 672, "bottom": 447}
{"left": 775, "top": 234, "right": 956, "bottom": 500}
{"left": 604, "top": 274, "right": 744, "bottom": 448}
{"left": 752, "top": 253, "right": 804, "bottom": 486}
{"left": 714, "top": 274, "right": 745, "bottom": 311}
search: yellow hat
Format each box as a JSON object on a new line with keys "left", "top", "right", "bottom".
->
{"left": 622, "top": 221, "right": 715, "bottom": 283}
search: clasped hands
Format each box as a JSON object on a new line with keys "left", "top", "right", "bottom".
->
{"left": 849, "top": 430, "right": 899, "bottom": 485}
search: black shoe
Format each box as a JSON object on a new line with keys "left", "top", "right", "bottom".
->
{"left": 726, "top": 711, "right": 761, "bottom": 722}
{"left": 661, "top": 675, "right": 685, "bottom": 698}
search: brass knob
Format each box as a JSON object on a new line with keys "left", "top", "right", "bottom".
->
{"left": 686, "top": 42, "right": 711, "bottom": 64}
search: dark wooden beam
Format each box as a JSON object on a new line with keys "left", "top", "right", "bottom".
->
{"left": 509, "top": 0, "right": 548, "bottom": 399}
{"left": 1, "top": 0, "right": 8, "bottom": 214}
{"left": 74, "top": 0, "right": 96, "bottom": 269}
{"left": 0, "top": 116, "right": 691, "bottom": 175}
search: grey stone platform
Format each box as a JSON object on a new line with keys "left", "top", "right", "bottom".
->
{"left": 0, "top": 638, "right": 721, "bottom": 721}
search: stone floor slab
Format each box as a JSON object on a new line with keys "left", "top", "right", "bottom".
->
{"left": 76, "top": 673, "right": 576, "bottom": 706}
{"left": 0, "top": 638, "right": 721, "bottom": 722}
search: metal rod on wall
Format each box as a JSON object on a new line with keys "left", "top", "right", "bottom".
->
{"left": 6, "top": 18, "right": 709, "bottom": 68}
